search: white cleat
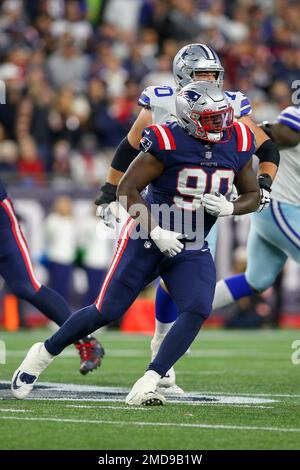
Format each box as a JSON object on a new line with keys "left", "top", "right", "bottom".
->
{"left": 11, "top": 342, "right": 54, "bottom": 399}
{"left": 126, "top": 376, "right": 166, "bottom": 407}
{"left": 150, "top": 335, "right": 186, "bottom": 396}
{"left": 157, "top": 384, "right": 185, "bottom": 396}
{"left": 156, "top": 368, "right": 185, "bottom": 396}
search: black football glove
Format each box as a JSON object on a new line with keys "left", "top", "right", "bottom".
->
{"left": 95, "top": 183, "right": 120, "bottom": 228}
{"left": 257, "top": 174, "right": 272, "bottom": 212}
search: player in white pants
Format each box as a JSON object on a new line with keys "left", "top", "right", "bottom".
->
{"left": 213, "top": 105, "right": 300, "bottom": 309}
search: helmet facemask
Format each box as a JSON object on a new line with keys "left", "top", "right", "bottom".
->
{"left": 189, "top": 107, "right": 234, "bottom": 143}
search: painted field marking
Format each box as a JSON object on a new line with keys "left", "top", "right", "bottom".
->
{"left": 0, "top": 408, "right": 32, "bottom": 413}
{"left": 65, "top": 405, "right": 150, "bottom": 411}
{"left": 0, "top": 381, "right": 279, "bottom": 405}
{"left": 65, "top": 403, "right": 273, "bottom": 410}
{"left": 0, "top": 416, "right": 298, "bottom": 433}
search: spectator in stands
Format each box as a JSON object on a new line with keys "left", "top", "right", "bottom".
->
{"left": 18, "top": 136, "right": 44, "bottom": 184}
{"left": 44, "top": 196, "right": 76, "bottom": 303}
{"left": 77, "top": 205, "right": 114, "bottom": 305}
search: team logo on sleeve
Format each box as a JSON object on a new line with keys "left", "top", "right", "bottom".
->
{"left": 140, "top": 136, "right": 153, "bottom": 152}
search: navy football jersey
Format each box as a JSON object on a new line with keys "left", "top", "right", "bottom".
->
{"left": 0, "top": 179, "right": 7, "bottom": 201}
{"left": 140, "top": 121, "right": 255, "bottom": 239}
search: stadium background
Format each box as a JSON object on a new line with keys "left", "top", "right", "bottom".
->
{"left": 0, "top": 0, "right": 300, "bottom": 331}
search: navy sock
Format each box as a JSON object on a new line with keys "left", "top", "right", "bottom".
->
{"left": 155, "top": 284, "right": 178, "bottom": 323}
{"left": 31, "top": 285, "right": 71, "bottom": 326}
{"left": 45, "top": 305, "right": 106, "bottom": 355}
{"left": 148, "top": 311, "right": 205, "bottom": 377}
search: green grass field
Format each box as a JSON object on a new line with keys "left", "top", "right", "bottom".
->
{"left": 0, "top": 328, "right": 300, "bottom": 450}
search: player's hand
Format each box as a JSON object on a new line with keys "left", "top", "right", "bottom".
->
{"left": 150, "top": 226, "right": 185, "bottom": 258}
{"left": 202, "top": 192, "right": 234, "bottom": 217}
{"left": 96, "top": 201, "right": 121, "bottom": 229}
{"left": 257, "top": 174, "right": 272, "bottom": 212}
{"left": 95, "top": 183, "right": 119, "bottom": 228}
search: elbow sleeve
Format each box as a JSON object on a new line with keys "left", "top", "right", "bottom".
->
{"left": 111, "top": 137, "right": 140, "bottom": 173}
{"left": 255, "top": 139, "right": 280, "bottom": 167}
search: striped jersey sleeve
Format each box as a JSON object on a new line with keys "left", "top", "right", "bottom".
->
{"left": 239, "top": 93, "right": 252, "bottom": 117}
{"left": 138, "top": 87, "right": 151, "bottom": 109}
{"left": 277, "top": 106, "right": 300, "bottom": 132}
{"left": 224, "top": 91, "right": 252, "bottom": 118}
{"left": 140, "top": 124, "right": 176, "bottom": 163}
{"left": 233, "top": 121, "right": 255, "bottom": 171}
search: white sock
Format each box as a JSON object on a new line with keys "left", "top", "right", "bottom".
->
{"left": 212, "top": 280, "right": 235, "bottom": 310}
{"left": 154, "top": 319, "right": 175, "bottom": 336}
{"left": 41, "top": 343, "right": 55, "bottom": 360}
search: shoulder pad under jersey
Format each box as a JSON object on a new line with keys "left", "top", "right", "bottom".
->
{"left": 224, "top": 90, "right": 252, "bottom": 119}
{"left": 277, "top": 105, "right": 300, "bottom": 132}
{"left": 138, "top": 85, "right": 176, "bottom": 110}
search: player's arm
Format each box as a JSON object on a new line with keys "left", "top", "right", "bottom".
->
{"left": 260, "top": 122, "right": 300, "bottom": 149}
{"left": 117, "top": 151, "right": 163, "bottom": 232}
{"left": 202, "top": 160, "right": 260, "bottom": 217}
{"left": 239, "top": 115, "right": 279, "bottom": 181}
{"left": 95, "top": 108, "right": 152, "bottom": 207}
{"left": 105, "top": 108, "right": 153, "bottom": 186}
{"left": 239, "top": 115, "right": 280, "bottom": 212}
{"left": 232, "top": 160, "right": 261, "bottom": 214}
{"left": 117, "top": 153, "right": 184, "bottom": 257}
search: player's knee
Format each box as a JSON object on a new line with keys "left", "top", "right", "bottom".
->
{"left": 97, "top": 298, "right": 126, "bottom": 323}
{"left": 186, "top": 299, "right": 213, "bottom": 320}
{"left": 9, "top": 281, "right": 37, "bottom": 300}
{"left": 246, "top": 272, "right": 273, "bottom": 293}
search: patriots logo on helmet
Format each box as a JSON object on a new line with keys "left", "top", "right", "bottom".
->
{"left": 178, "top": 90, "right": 203, "bottom": 109}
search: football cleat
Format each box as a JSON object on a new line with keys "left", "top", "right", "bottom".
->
{"left": 11, "top": 342, "right": 54, "bottom": 399}
{"left": 126, "top": 376, "right": 166, "bottom": 406}
{"left": 157, "top": 383, "right": 185, "bottom": 396}
{"left": 156, "top": 368, "right": 185, "bottom": 396}
{"left": 74, "top": 336, "right": 105, "bottom": 375}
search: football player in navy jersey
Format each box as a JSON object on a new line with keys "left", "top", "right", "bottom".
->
{"left": 11, "top": 82, "right": 260, "bottom": 404}
{"left": 93, "top": 43, "right": 280, "bottom": 395}
{"left": 0, "top": 181, "right": 104, "bottom": 374}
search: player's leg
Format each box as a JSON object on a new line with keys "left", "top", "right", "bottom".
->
{"left": 12, "top": 219, "right": 162, "bottom": 398}
{"left": 151, "top": 281, "right": 178, "bottom": 358}
{"left": 126, "top": 248, "right": 216, "bottom": 405}
{"left": 0, "top": 198, "right": 104, "bottom": 374}
{"left": 151, "top": 223, "right": 218, "bottom": 383}
{"left": 213, "top": 207, "right": 288, "bottom": 310}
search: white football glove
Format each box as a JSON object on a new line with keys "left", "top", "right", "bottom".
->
{"left": 150, "top": 226, "right": 184, "bottom": 258}
{"left": 202, "top": 192, "right": 234, "bottom": 217}
{"left": 96, "top": 201, "right": 121, "bottom": 229}
{"left": 257, "top": 187, "right": 271, "bottom": 213}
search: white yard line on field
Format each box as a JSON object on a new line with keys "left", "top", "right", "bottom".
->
{"left": 0, "top": 408, "right": 32, "bottom": 413}
{"left": 0, "top": 416, "right": 297, "bottom": 433}
{"left": 65, "top": 405, "right": 149, "bottom": 411}
{"left": 65, "top": 404, "right": 273, "bottom": 410}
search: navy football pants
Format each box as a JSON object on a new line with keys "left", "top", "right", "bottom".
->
{"left": 0, "top": 198, "right": 72, "bottom": 326}
{"left": 46, "top": 218, "right": 216, "bottom": 376}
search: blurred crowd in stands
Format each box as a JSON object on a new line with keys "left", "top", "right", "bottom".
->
{"left": 0, "top": 0, "right": 299, "bottom": 188}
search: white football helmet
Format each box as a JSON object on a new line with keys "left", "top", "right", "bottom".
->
{"left": 173, "top": 43, "right": 224, "bottom": 89}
